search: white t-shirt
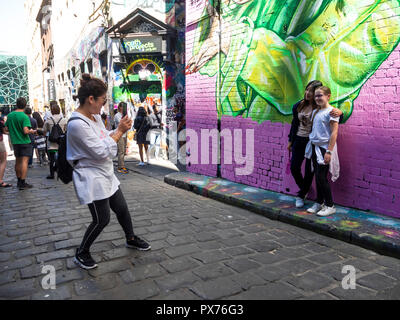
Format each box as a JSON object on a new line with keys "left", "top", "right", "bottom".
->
{"left": 309, "top": 106, "right": 339, "bottom": 150}
{"left": 66, "top": 111, "right": 119, "bottom": 205}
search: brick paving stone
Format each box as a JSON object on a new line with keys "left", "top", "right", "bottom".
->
{"left": 56, "top": 269, "right": 85, "bottom": 285}
{"left": 36, "top": 249, "right": 75, "bottom": 263}
{"left": 14, "top": 246, "right": 49, "bottom": 259}
{"left": 192, "top": 263, "right": 235, "bottom": 281}
{"left": 357, "top": 273, "right": 398, "bottom": 291}
{"left": 164, "top": 244, "right": 200, "bottom": 259}
{"left": 246, "top": 240, "right": 281, "bottom": 253}
{"left": 34, "top": 233, "right": 69, "bottom": 246}
{"left": 0, "top": 241, "right": 32, "bottom": 252}
{"left": 194, "top": 231, "right": 220, "bottom": 242}
{"left": 301, "top": 293, "right": 338, "bottom": 300}
{"left": 165, "top": 235, "right": 196, "bottom": 246}
{"left": 160, "top": 256, "right": 199, "bottom": 273}
{"left": 222, "top": 246, "right": 254, "bottom": 257}
{"left": 87, "top": 259, "right": 132, "bottom": 277}
{"left": 121, "top": 264, "right": 166, "bottom": 283}
{"left": 103, "top": 248, "right": 131, "bottom": 260}
{"left": 190, "top": 277, "right": 243, "bottom": 300}
{"left": 197, "top": 240, "right": 224, "bottom": 250}
{"left": 274, "top": 236, "right": 309, "bottom": 247}
{"left": 307, "top": 252, "right": 346, "bottom": 265}
{"left": 74, "top": 274, "right": 119, "bottom": 296}
{"left": 228, "top": 271, "right": 267, "bottom": 290}
{"left": 274, "top": 259, "right": 319, "bottom": 275}
{"left": 54, "top": 238, "right": 82, "bottom": 250}
{"left": 151, "top": 288, "right": 202, "bottom": 300}
{"left": 286, "top": 271, "right": 335, "bottom": 292}
{"left": 369, "top": 255, "right": 400, "bottom": 269}
{"left": 329, "top": 286, "right": 377, "bottom": 300}
{"left": 0, "top": 252, "right": 11, "bottom": 262}
{"left": 131, "top": 252, "right": 169, "bottom": 265}
{"left": 20, "top": 260, "right": 64, "bottom": 279}
{"left": 101, "top": 279, "right": 160, "bottom": 300}
{"left": 0, "top": 270, "right": 18, "bottom": 285}
{"left": 191, "top": 250, "right": 231, "bottom": 264}
{"left": 229, "top": 282, "right": 303, "bottom": 300}
{"left": 249, "top": 252, "right": 286, "bottom": 265}
{"left": 0, "top": 278, "right": 37, "bottom": 299}
{"left": 302, "top": 243, "right": 332, "bottom": 253}
{"left": 344, "top": 258, "right": 381, "bottom": 272}
{"left": 224, "top": 258, "right": 261, "bottom": 273}
{"left": 31, "top": 285, "right": 72, "bottom": 300}
{"left": 155, "top": 271, "right": 201, "bottom": 292}
{"left": 0, "top": 257, "right": 33, "bottom": 272}
{"left": 257, "top": 265, "right": 293, "bottom": 282}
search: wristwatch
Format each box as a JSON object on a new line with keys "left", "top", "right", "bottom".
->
{"left": 326, "top": 150, "right": 332, "bottom": 155}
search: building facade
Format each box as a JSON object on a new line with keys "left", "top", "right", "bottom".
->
{"left": 186, "top": 0, "right": 400, "bottom": 218}
{"left": 0, "top": 54, "right": 29, "bottom": 112}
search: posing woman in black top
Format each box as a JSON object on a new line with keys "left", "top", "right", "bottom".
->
{"left": 287, "top": 80, "right": 343, "bottom": 208}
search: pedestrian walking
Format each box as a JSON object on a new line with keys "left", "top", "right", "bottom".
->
{"left": 35, "top": 132, "right": 47, "bottom": 166}
{"left": 134, "top": 106, "right": 151, "bottom": 166}
{"left": 305, "top": 86, "right": 340, "bottom": 216}
{"left": 24, "top": 107, "right": 38, "bottom": 168}
{"left": 43, "top": 103, "right": 67, "bottom": 179}
{"left": 287, "top": 80, "right": 342, "bottom": 208}
{"left": 32, "top": 111, "right": 47, "bottom": 164}
{"left": 0, "top": 115, "right": 11, "bottom": 188}
{"left": 4, "top": 98, "right": 36, "bottom": 190}
{"left": 114, "top": 102, "right": 128, "bottom": 174}
{"left": 148, "top": 104, "right": 163, "bottom": 160}
{"left": 67, "top": 73, "right": 151, "bottom": 270}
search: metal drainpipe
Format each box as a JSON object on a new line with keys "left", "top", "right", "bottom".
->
{"left": 217, "top": 0, "right": 222, "bottom": 178}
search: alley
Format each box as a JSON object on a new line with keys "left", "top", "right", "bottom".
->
{"left": 0, "top": 160, "right": 399, "bottom": 300}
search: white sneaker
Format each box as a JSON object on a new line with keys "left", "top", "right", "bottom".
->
{"left": 317, "top": 205, "right": 336, "bottom": 216}
{"left": 307, "top": 203, "right": 322, "bottom": 214}
{"left": 295, "top": 197, "right": 304, "bottom": 208}
{"left": 137, "top": 162, "right": 145, "bottom": 166}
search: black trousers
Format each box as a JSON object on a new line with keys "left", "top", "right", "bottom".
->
{"left": 48, "top": 151, "right": 57, "bottom": 177}
{"left": 78, "top": 188, "right": 135, "bottom": 254}
{"left": 290, "top": 135, "right": 313, "bottom": 199}
{"left": 311, "top": 145, "right": 334, "bottom": 207}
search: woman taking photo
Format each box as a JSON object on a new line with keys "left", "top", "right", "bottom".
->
{"left": 287, "top": 80, "right": 342, "bottom": 208}
{"left": 67, "top": 74, "right": 150, "bottom": 270}
{"left": 305, "top": 86, "right": 340, "bottom": 217}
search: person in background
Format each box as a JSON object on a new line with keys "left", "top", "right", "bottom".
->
{"left": 24, "top": 108, "right": 38, "bottom": 168}
{"left": 114, "top": 102, "right": 129, "bottom": 174}
{"left": 0, "top": 114, "right": 11, "bottom": 187}
{"left": 134, "top": 106, "right": 151, "bottom": 166}
{"left": 4, "top": 97, "right": 36, "bottom": 190}
{"left": 148, "top": 104, "right": 163, "bottom": 160}
{"left": 32, "top": 111, "right": 47, "bottom": 164}
{"left": 43, "top": 103, "right": 67, "bottom": 179}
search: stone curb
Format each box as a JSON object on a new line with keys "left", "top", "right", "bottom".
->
{"left": 164, "top": 172, "right": 400, "bottom": 260}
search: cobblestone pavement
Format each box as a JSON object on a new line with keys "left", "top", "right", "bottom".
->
{"left": 0, "top": 160, "right": 400, "bottom": 300}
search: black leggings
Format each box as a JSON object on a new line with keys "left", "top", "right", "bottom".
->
{"left": 312, "top": 145, "right": 334, "bottom": 207}
{"left": 290, "top": 135, "right": 313, "bottom": 199}
{"left": 48, "top": 151, "right": 57, "bottom": 177}
{"left": 78, "top": 188, "right": 135, "bottom": 253}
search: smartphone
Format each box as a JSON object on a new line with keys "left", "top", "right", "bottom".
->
{"left": 122, "top": 102, "right": 127, "bottom": 117}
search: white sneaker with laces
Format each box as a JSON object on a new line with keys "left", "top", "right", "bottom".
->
{"left": 295, "top": 197, "right": 304, "bottom": 208}
{"left": 317, "top": 205, "right": 336, "bottom": 216}
{"left": 307, "top": 203, "right": 322, "bottom": 214}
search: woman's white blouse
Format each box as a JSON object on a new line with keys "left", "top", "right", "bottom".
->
{"left": 66, "top": 112, "right": 119, "bottom": 205}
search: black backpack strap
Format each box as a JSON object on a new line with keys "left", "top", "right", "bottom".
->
{"left": 67, "top": 117, "right": 90, "bottom": 126}
{"left": 57, "top": 117, "right": 63, "bottom": 125}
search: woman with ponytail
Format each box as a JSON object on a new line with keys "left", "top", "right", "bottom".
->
{"left": 67, "top": 74, "right": 150, "bottom": 270}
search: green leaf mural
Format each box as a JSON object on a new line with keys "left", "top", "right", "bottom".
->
{"left": 187, "top": 0, "right": 400, "bottom": 123}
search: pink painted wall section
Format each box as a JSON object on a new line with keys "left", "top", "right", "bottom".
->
{"left": 185, "top": 20, "right": 218, "bottom": 177}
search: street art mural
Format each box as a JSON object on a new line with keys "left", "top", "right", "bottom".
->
{"left": 186, "top": 0, "right": 400, "bottom": 123}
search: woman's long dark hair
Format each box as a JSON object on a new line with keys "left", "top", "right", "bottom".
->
{"left": 32, "top": 111, "right": 44, "bottom": 128}
{"left": 297, "top": 80, "right": 323, "bottom": 113}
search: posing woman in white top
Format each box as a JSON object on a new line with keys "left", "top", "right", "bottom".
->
{"left": 67, "top": 74, "right": 151, "bottom": 270}
{"left": 305, "top": 86, "right": 340, "bottom": 217}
